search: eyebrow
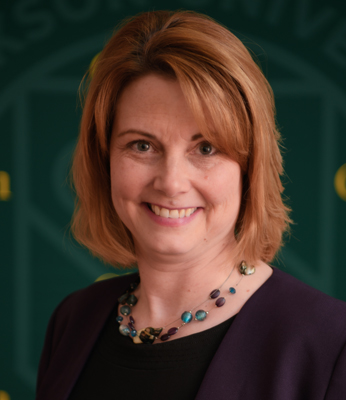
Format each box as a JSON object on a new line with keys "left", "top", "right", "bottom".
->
{"left": 116, "top": 129, "right": 203, "bottom": 141}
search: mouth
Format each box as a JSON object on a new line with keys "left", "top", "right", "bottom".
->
{"left": 147, "top": 203, "right": 198, "bottom": 219}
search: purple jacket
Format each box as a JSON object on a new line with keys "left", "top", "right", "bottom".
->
{"left": 36, "top": 267, "right": 346, "bottom": 399}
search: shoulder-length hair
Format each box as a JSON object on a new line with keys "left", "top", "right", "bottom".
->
{"left": 71, "top": 10, "right": 291, "bottom": 267}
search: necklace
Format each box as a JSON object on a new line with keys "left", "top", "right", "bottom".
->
{"left": 116, "top": 260, "right": 255, "bottom": 344}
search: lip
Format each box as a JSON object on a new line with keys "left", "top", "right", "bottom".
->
{"left": 142, "top": 203, "right": 201, "bottom": 227}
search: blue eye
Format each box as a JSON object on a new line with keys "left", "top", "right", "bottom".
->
{"left": 135, "top": 141, "right": 150, "bottom": 152}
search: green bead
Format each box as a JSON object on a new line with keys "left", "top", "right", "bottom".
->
{"left": 195, "top": 310, "right": 207, "bottom": 321}
{"left": 120, "top": 305, "right": 131, "bottom": 316}
{"left": 127, "top": 294, "right": 138, "bottom": 306}
{"left": 118, "top": 293, "right": 129, "bottom": 304}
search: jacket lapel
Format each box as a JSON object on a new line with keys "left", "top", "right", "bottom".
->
{"left": 37, "top": 273, "right": 137, "bottom": 400}
{"left": 195, "top": 268, "right": 278, "bottom": 399}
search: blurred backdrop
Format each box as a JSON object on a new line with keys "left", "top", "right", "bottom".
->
{"left": 1, "top": 0, "right": 346, "bottom": 398}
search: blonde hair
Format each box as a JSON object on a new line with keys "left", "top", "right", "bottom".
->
{"left": 71, "top": 10, "right": 291, "bottom": 267}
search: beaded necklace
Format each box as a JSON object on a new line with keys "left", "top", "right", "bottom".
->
{"left": 116, "top": 260, "right": 255, "bottom": 344}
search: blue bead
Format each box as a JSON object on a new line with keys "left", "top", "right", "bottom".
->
{"left": 181, "top": 311, "right": 193, "bottom": 323}
{"left": 195, "top": 310, "right": 207, "bottom": 321}
{"left": 120, "top": 305, "right": 131, "bottom": 316}
{"left": 119, "top": 324, "right": 130, "bottom": 336}
{"left": 116, "top": 316, "right": 123, "bottom": 323}
{"left": 229, "top": 287, "right": 236, "bottom": 294}
{"left": 130, "top": 330, "right": 137, "bottom": 337}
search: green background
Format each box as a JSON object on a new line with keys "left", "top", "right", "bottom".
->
{"left": 1, "top": 0, "right": 346, "bottom": 398}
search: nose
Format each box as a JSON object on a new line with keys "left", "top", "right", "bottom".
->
{"left": 153, "top": 153, "right": 191, "bottom": 198}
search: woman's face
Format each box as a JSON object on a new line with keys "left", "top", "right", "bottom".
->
{"left": 110, "top": 74, "right": 242, "bottom": 260}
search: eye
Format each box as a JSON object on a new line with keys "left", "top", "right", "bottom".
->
{"left": 198, "top": 142, "right": 215, "bottom": 155}
{"left": 134, "top": 141, "right": 151, "bottom": 152}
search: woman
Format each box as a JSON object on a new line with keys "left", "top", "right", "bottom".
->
{"left": 36, "top": 10, "right": 346, "bottom": 400}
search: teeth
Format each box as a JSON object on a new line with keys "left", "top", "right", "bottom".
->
{"left": 149, "top": 204, "right": 197, "bottom": 219}
{"left": 154, "top": 205, "right": 160, "bottom": 216}
{"left": 170, "top": 210, "right": 179, "bottom": 219}
{"left": 160, "top": 208, "right": 169, "bottom": 218}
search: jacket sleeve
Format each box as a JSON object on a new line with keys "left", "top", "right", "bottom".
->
{"left": 325, "top": 339, "right": 346, "bottom": 399}
{"left": 36, "top": 294, "right": 74, "bottom": 393}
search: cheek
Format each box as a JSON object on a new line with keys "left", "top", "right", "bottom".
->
{"left": 110, "top": 157, "right": 151, "bottom": 206}
{"left": 111, "top": 167, "right": 131, "bottom": 201}
{"left": 110, "top": 166, "right": 140, "bottom": 229}
{"left": 203, "top": 164, "right": 242, "bottom": 213}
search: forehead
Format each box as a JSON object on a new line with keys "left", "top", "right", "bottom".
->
{"left": 113, "top": 74, "right": 200, "bottom": 140}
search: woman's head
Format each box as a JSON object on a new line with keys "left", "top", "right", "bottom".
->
{"left": 109, "top": 73, "right": 243, "bottom": 264}
{"left": 71, "top": 10, "right": 291, "bottom": 267}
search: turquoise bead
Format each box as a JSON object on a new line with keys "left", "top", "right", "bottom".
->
{"left": 119, "top": 324, "right": 130, "bottom": 336}
{"left": 130, "top": 330, "right": 137, "bottom": 337}
{"left": 120, "top": 305, "right": 131, "bottom": 316}
{"left": 229, "top": 287, "right": 236, "bottom": 294}
{"left": 195, "top": 310, "right": 207, "bottom": 321}
{"left": 181, "top": 311, "right": 193, "bottom": 323}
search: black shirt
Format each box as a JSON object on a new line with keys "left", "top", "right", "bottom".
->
{"left": 69, "top": 305, "right": 236, "bottom": 400}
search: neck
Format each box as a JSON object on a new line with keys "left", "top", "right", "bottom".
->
{"left": 131, "top": 243, "right": 241, "bottom": 329}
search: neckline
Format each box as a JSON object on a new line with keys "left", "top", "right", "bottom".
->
{"left": 115, "top": 265, "right": 275, "bottom": 344}
{"left": 96, "top": 307, "right": 238, "bottom": 368}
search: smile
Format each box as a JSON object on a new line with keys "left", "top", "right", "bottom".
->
{"left": 148, "top": 204, "right": 198, "bottom": 219}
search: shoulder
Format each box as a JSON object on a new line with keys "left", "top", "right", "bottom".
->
{"left": 270, "top": 267, "right": 346, "bottom": 315}
{"left": 47, "top": 272, "right": 139, "bottom": 342}
{"left": 37, "top": 272, "right": 138, "bottom": 396}
{"left": 251, "top": 267, "right": 346, "bottom": 341}
{"left": 54, "top": 272, "right": 138, "bottom": 320}
{"left": 205, "top": 268, "right": 346, "bottom": 398}
{"left": 37, "top": 272, "right": 138, "bottom": 377}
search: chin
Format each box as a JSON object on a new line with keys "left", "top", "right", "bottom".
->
{"left": 142, "top": 238, "right": 195, "bottom": 257}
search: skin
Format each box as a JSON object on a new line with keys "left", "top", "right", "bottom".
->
{"left": 110, "top": 74, "right": 272, "bottom": 341}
